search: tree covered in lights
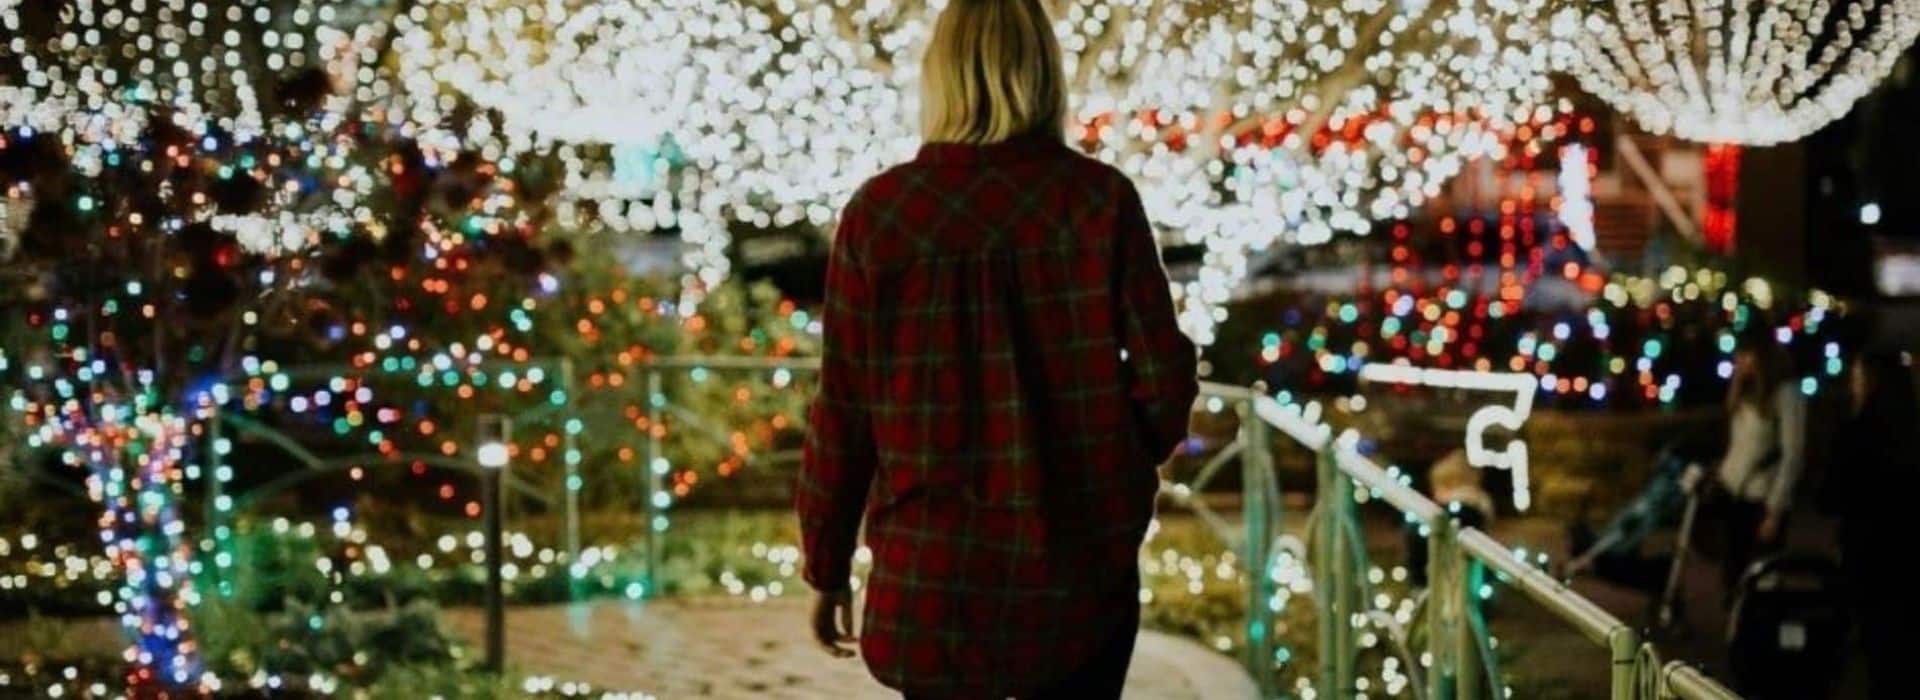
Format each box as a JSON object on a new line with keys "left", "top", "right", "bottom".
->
{"left": 0, "top": 0, "right": 568, "bottom": 690}
{"left": 388, "top": 0, "right": 1568, "bottom": 345}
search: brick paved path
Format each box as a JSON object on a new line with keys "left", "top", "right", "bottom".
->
{"left": 443, "top": 597, "right": 1258, "bottom": 699}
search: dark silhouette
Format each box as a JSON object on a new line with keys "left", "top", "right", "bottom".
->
{"left": 1821, "top": 351, "right": 1919, "bottom": 700}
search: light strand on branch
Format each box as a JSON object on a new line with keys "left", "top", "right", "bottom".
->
{"left": 1552, "top": 0, "right": 1920, "bottom": 145}
{"left": 390, "top": 0, "right": 1565, "bottom": 345}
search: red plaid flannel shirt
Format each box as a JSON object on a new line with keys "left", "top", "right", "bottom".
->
{"left": 796, "top": 134, "right": 1198, "bottom": 696}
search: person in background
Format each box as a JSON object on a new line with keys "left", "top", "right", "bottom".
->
{"left": 793, "top": 1, "right": 1199, "bottom": 698}
{"left": 1406, "top": 449, "right": 1493, "bottom": 586}
{"left": 1713, "top": 337, "right": 1807, "bottom": 591}
{"left": 1821, "top": 350, "right": 1918, "bottom": 700}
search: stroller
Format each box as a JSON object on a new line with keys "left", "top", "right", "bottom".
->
{"left": 1725, "top": 555, "right": 1850, "bottom": 698}
{"left": 1564, "top": 441, "right": 1710, "bottom": 630}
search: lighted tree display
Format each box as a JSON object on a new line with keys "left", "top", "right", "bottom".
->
{"left": 0, "top": 0, "right": 559, "bottom": 690}
{"left": 389, "top": 0, "right": 1565, "bottom": 344}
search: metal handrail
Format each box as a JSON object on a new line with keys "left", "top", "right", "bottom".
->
{"left": 1662, "top": 663, "right": 1741, "bottom": 700}
{"left": 1203, "top": 383, "right": 1742, "bottom": 700}
{"left": 639, "top": 355, "right": 820, "bottom": 371}
{"left": 1456, "top": 528, "right": 1619, "bottom": 645}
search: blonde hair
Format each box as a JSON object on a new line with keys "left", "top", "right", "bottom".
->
{"left": 920, "top": 0, "right": 1068, "bottom": 145}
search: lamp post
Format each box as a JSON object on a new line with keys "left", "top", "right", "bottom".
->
{"left": 476, "top": 414, "right": 511, "bottom": 674}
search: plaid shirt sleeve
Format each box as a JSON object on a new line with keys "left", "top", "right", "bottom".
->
{"left": 796, "top": 202, "right": 877, "bottom": 592}
{"left": 1114, "top": 181, "right": 1198, "bottom": 462}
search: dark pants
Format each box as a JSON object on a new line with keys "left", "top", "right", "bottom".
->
{"left": 904, "top": 596, "right": 1139, "bottom": 700}
{"left": 1856, "top": 585, "right": 1902, "bottom": 700}
{"left": 1843, "top": 531, "right": 1909, "bottom": 700}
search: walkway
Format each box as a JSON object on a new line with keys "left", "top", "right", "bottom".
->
{"left": 442, "top": 597, "right": 1260, "bottom": 699}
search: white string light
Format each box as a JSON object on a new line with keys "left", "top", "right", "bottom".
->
{"left": 1557, "top": 143, "right": 1595, "bottom": 252}
{"left": 1551, "top": 0, "right": 1920, "bottom": 145}
{"left": 390, "top": 0, "right": 1565, "bottom": 345}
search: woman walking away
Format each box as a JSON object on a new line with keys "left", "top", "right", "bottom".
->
{"left": 1822, "top": 351, "right": 1919, "bottom": 700}
{"left": 793, "top": 1, "right": 1200, "bottom": 698}
{"left": 1713, "top": 335, "right": 1807, "bottom": 591}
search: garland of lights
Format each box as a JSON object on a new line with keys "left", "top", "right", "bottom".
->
{"left": 1255, "top": 260, "right": 1848, "bottom": 407}
{"left": 389, "top": 0, "right": 1565, "bottom": 344}
{"left": 1551, "top": 0, "right": 1920, "bottom": 145}
{"left": 1238, "top": 119, "right": 1850, "bottom": 408}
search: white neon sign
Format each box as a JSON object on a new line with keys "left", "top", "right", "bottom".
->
{"left": 1358, "top": 364, "right": 1537, "bottom": 511}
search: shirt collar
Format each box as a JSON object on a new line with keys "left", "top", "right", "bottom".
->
{"left": 914, "top": 132, "right": 1070, "bottom": 166}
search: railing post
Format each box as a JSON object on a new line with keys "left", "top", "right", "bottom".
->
{"left": 1426, "top": 514, "right": 1459, "bottom": 700}
{"left": 1608, "top": 627, "right": 1639, "bottom": 700}
{"left": 562, "top": 357, "right": 581, "bottom": 574}
{"left": 1457, "top": 557, "right": 1485, "bottom": 700}
{"left": 642, "top": 367, "right": 665, "bottom": 597}
{"left": 1239, "top": 394, "right": 1278, "bottom": 694}
{"left": 204, "top": 409, "right": 227, "bottom": 597}
{"left": 1314, "top": 442, "right": 1358, "bottom": 697}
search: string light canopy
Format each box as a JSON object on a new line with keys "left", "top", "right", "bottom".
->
{"left": 392, "top": 0, "right": 1566, "bottom": 345}
{"left": 1552, "top": 0, "right": 1920, "bottom": 145}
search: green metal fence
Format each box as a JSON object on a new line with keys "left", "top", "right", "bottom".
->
{"left": 634, "top": 354, "right": 822, "bottom": 594}
{"left": 1197, "top": 381, "right": 1742, "bottom": 699}
{"left": 199, "top": 358, "right": 581, "bottom": 596}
